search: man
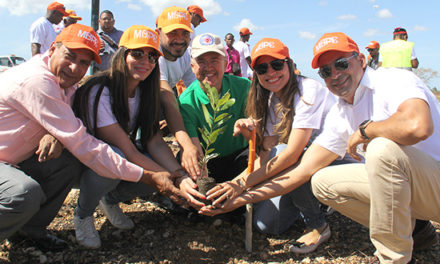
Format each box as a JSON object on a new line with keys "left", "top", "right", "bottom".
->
{"left": 156, "top": 6, "right": 201, "bottom": 178}
{"left": 365, "top": 40, "right": 380, "bottom": 70}
{"left": 0, "top": 24, "right": 188, "bottom": 252}
{"left": 179, "top": 33, "right": 250, "bottom": 199}
{"left": 30, "top": 1, "right": 68, "bottom": 56}
{"left": 380, "top": 27, "right": 419, "bottom": 70}
{"left": 187, "top": 5, "right": 207, "bottom": 44}
{"left": 224, "top": 33, "right": 241, "bottom": 76}
{"left": 54, "top": 9, "right": 82, "bottom": 33}
{"left": 201, "top": 32, "right": 439, "bottom": 263}
{"left": 94, "top": 10, "right": 124, "bottom": 71}
{"left": 233, "top": 27, "right": 252, "bottom": 79}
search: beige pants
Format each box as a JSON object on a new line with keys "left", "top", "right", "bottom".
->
{"left": 312, "top": 137, "right": 440, "bottom": 264}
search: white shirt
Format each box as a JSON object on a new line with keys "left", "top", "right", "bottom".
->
{"left": 30, "top": 17, "right": 58, "bottom": 54}
{"left": 88, "top": 84, "right": 140, "bottom": 133}
{"left": 233, "top": 40, "right": 252, "bottom": 78}
{"left": 158, "top": 49, "right": 196, "bottom": 89}
{"left": 315, "top": 67, "right": 440, "bottom": 162}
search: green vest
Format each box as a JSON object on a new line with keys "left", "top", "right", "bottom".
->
{"left": 380, "top": 39, "right": 414, "bottom": 68}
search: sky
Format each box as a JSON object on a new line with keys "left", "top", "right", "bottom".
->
{"left": 0, "top": 0, "right": 439, "bottom": 88}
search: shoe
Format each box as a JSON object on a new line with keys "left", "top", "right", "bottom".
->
{"left": 98, "top": 199, "right": 134, "bottom": 229}
{"left": 412, "top": 220, "right": 438, "bottom": 251}
{"left": 73, "top": 215, "right": 101, "bottom": 249}
{"left": 367, "top": 256, "right": 416, "bottom": 264}
{"left": 288, "top": 224, "right": 331, "bottom": 254}
{"left": 30, "top": 233, "right": 68, "bottom": 252}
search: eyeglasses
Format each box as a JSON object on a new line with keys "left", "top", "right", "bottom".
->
{"left": 253, "top": 58, "right": 288, "bottom": 75}
{"left": 367, "top": 48, "right": 375, "bottom": 52}
{"left": 128, "top": 49, "right": 159, "bottom": 64}
{"left": 318, "top": 53, "right": 357, "bottom": 79}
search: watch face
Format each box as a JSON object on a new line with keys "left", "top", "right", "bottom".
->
{"left": 359, "top": 120, "right": 370, "bottom": 128}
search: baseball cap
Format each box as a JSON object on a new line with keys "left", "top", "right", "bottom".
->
{"left": 311, "top": 32, "right": 359, "bottom": 69}
{"left": 251, "top": 38, "right": 289, "bottom": 68}
{"left": 239, "top": 27, "right": 253, "bottom": 36}
{"left": 65, "top": 9, "right": 82, "bottom": 20}
{"left": 191, "top": 33, "right": 225, "bottom": 59}
{"left": 393, "top": 27, "right": 407, "bottom": 35}
{"left": 119, "top": 25, "right": 163, "bottom": 56}
{"left": 55, "top": 24, "right": 101, "bottom": 63}
{"left": 47, "top": 2, "right": 68, "bottom": 16}
{"left": 187, "top": 5, "right": 207, "bottom": 22}
{"left": 365, "top": 41, "right": 379, "bottom": 49}
{"left": 157, "top": 6, "right": 193, "bottom": 34}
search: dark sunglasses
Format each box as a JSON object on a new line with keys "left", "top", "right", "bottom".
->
{"left": 254, "top": 58, "right": 288, "bottom": 75}
{"left": 367, "top": 48, "right": 375, "bottom": 52}
{"left": 128, "top": 49, "right": 159, "bottom": 64}
{"left": 318, "top": 53, "right": 357, "bottom": 79}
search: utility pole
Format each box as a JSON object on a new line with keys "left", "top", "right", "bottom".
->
{"left": 91, "top": 0, "right": 100, "bottom": 74}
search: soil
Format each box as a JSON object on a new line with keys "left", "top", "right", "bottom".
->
{"left": 196, "top": 176, "right": 217, "bottom": 197}
{"left": 1, "top": 137, "right": 439, "bottom": 264}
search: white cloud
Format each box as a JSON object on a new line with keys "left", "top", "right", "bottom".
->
{"left": 223, "top": 11, "right": 230, "bottom": 16}
{"left": 377, "top": 9, "right": 392, "bottom": 18}
{"left": 138, "top": 0, "right": 222, "bottom": 17}
{"left": 233, "top": 18, "right": 263, "bottom": 33}
{"left": 318, "top": 1, "right": 328, "bottom": 6}
{"left": 369, "top": 0, "right": 376, "bottom": 3}
{"left": 414, "top": 25, "right": 428, "bottom": 32}
{"left": 298, "top": 31, "right": 316, "bottom": 40}
{"left": 373, "top": 4, "right": 379, "bottom": 9}
{"left": 0, "top": 0, "right": 89, "bottom": 16}
{"left": 337, "top": 14, "right": 357, "bottom": 20}
{"left": 364, "top": 28, "right": 379, "bottom": 37}
{"left": 127, "top": 4, "right": 142, "bottom": 11}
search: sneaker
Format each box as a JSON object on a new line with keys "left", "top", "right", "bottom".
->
{"left": 98, "top": 200, "right": 134, "bottom": 229}
{"left": 73, "top": 215, "right": 101, "bottom": 249}
{"left": 412, "top": 220, "right": 438, "bottom": 251}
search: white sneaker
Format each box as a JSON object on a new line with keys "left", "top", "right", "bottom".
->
{"left": 73, "top": 215, "right": 101, "bottom": 249}
{"left": 98, "top": 200, "right": 134, "bottom": 229}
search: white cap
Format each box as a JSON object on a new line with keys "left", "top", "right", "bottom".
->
{"left": 191, "top": 33, "right": 225, "bottom": 59}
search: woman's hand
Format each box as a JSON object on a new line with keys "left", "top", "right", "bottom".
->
{"left": 175, "top": 175, "right": 206, "bottom": 210}
{"left": 180, "top": 142, "right": 203, "bottom": 180}
{"left": 206, "top": 179, "right": 245, "bottom": 208}
{"left": 233, "top": 118, "right": 258, "bottom": 141}
{"left": 198, "top": 197, "right": 240, "bottom": 216}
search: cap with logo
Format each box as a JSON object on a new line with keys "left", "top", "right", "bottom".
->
{"left": 187, "top": 5, "right": 207, "bottom": 22}
{"left": 65, "top": 9, "right": 82, "bottom": 20}
{"left": 157, "top": 6, "right": 193, "bottom": 34}
{"left": 365, "top": 41, "right": 379, "bottom": 49}
{"left": 55, "top": 24, "right": 101, "bottom": 63}
{"left": 311, "top": 32, "right": 359, "bottom": 69}
{"left": 251, "top": 38, "right": 289, "bottom": 68}
{"left": 47, "top": 2, "right": 68, "bottom": 16}
{"left": 393, "top": 27, "right": 407, "bottom": 35}
{"left": 119, "top": 25, "right": 163, "bottom": 56}
{"left": 239, "top": 27, "right": 253, "bottom": 36}
{"left": 191, "top": 33, "right": 225, "bottom": 59}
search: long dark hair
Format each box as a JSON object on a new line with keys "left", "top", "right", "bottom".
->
{"left": 246, "top": 58, "right": 302, "bottom": 152}
{"left": 73, "top": 46, "right": 160, "bottom": 150}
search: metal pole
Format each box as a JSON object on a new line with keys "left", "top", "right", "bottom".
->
{"left": 90, "top": 0, "right": 100, "bottom": 74}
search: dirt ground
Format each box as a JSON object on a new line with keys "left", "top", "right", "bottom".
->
{"left": 1, "top": 138, "right": 439, "bottom": 263}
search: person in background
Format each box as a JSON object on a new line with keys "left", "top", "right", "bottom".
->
{"left": 380, "top": 27, "right": 419, "bottom": 71}
{"left": 224, "top": 33, "right": 241, "bottom": 76}
{"left": 203, "top": 37, "right": 334, "bottom": 254}
{"left": 94, "top": 10, "right": 124, "bottom": 72}
{"left": 187, "top": 5, "right": 207, "bottom": 45}
{"left": 30, "top": 1, "right": 68, "bottom": 56}
{"left": 233, "top": 27, "right": 253, "bottom": 79}
{"left": 365, "top": 40, "right": 380, "bottom": 70}
{"left": 54, "top": 9, "right": 82, "bottom": 33}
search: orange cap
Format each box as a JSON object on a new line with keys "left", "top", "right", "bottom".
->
{"left": 365, "top": 41, "right": 379, "bottom": 49}
{"left": 47, "top": 2, "right": 68, "bottom": 16}
{"left": 239, "top": 27, "right": 253, "bottom": 36}
{"left": 311, "top": 32, "right": 359, "bottom": 69}
{"left": 157, "top": 6, "right": 193, "bottom": 34}
{"left": 251, "top": 38, "right": 289, "bottom": 68}
{"left": 65, "top": 9, "right": 82, "bottom": 20}
{"left": 119, "top": 25, "right": 163, "bottom": 56}
{"left": 187, "top": 5, "right": 207, "bottom": 22}
{"left": 55, "top": 24, "right": 101, "bottom": 63}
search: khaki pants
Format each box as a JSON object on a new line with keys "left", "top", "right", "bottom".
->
{"left": 311, "top": 137, "right": 440, "bottom": 264}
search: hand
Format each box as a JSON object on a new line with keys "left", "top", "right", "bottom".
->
{"left": 206, "top": 180, "right": 244, "bottom": 208}
{"left": 180, "top": 143, "right": 202, "bottom": 180}
{"left": 233, "top": 118, "right": 258, "bottom": 140}
{"left": 36, "top": 134, "right": 63, "bottom": 162}
{"left": 159, "top": 120, "right": 167, "bottom": 130}
{"left": 198, "top": 197, "right": 239, "bottom": 216}
{"left": 146, "top": 171, "right": 189, "bottom": 207}
{"left": 176, "top": 175, "right": 205, "bottom": 210}
{"left": 347, "top": 129, "right": 370, "bottom": 161}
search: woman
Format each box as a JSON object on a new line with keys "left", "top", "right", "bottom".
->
{"left": 202, "top": 38, "right": 335, "bottom": 253}
{"left": 72, "top": 25, "right": 193, "bottom": 249}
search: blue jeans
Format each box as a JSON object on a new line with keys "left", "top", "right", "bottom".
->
{"left": 253, "top": 144, "right": 326, "bottom": 235}
{"left": 76, "top": 146, "right": 154, "bottom": 218}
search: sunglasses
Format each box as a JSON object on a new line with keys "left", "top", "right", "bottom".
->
{"left": 318, "top": 53, "right": 357, "bottom": 79}
{"left": 128, "top": 49, "right": 160, "bottom": 64}
{"left": 254, "top": 58, "right": 288, "bottom": 75}
{"left": 367, "top": 48, "right": 375, "bottom": 52}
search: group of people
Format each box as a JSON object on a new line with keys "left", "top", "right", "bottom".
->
{"left": 1, "top": 2, "right": 437, "bottom": 264}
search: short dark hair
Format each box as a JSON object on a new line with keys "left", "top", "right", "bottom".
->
{"left": 225, "top": 33, "right": 234, "bottom": 39}
{"left": 100, "top": 10, "right": 114, "bottom": 18}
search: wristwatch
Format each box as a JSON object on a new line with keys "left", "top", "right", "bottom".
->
{"left": 359, "top": 120, "right": 373, "bottom": 140}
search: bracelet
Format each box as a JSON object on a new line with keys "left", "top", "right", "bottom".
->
{"left": 236, "top": 178, "right": 247, "bottom": 190}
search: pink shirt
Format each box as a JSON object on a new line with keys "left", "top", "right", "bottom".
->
{"left": 0, "top": 53, "right": 143, "bottom": 182}
{"left": 225, "top": 46, "right": 241, "bottom": 76}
